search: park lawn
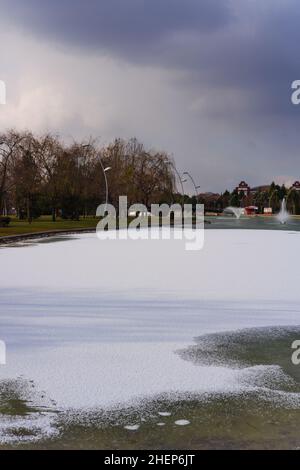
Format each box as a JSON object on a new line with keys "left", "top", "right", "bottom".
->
{"left": 0, "top": 216, "right": 99, "bottom": 238}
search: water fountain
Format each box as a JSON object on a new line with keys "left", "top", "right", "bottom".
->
{"left": 277, "top": 198, "right": 290, "bottom": 225}
{"left": 224, "top": 207, "right": 244, "bottom": 219}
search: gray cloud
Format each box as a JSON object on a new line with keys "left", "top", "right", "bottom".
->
{"left": 2, "top": 0, "right": 298, "bottom": 116}
{"left": 1, "top": 0, "right": 300, "bottom": 190}
{"left": 0, "top": 0, "right": 233, "bottom": 57}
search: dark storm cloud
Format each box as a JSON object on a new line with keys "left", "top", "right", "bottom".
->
{"left": 1, "top": 0, "right": 299, "bottom": 119}
{"left": 1, "top": 0, "right": 233, "bottom": 53}
{"left": 1, "top": 0, "right": 300, "bottom": 190}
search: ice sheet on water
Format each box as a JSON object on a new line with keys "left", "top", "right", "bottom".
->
{"left": 0, "top": 230, "right": 300, "bottom": 442}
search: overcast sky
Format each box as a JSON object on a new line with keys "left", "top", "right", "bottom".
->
{"left": 0, "top": 0, "right": 300, "bottom": 192}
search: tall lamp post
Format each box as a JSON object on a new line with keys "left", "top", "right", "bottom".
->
{"left": 183, "top": 171, "right": 200, "bottom": 202}
{"left": 167, "top": 161, "right": 186, "bottom": 208}
{"left": 80, "top": 144, "right": 111, "bottom": 215}
{"left": 99, "top": 159, "right": 111, "bottom": 214}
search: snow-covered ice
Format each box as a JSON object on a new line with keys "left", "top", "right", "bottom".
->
{"left": 0, "top": 229, "right": 300, "bottom": 441}
{"left": 1, "top": 229, "right": 300, "bottom": 302}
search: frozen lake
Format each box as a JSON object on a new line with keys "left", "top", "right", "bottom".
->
{"left": 0, "top": 229, "right": 300, "bottom": 447}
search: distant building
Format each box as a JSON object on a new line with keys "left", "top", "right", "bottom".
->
{"left": 292, "top": 181, "right": 300, "bottom": 191}
{"left": 235, "top": 181, "right": 251, "bottom": 196}
{"left": 264, "top": 207, "right": 273, "bottom": 215}
{"left": 244, "top": 206, "right": 258, "bottom": 215}
{"left": 250, "top": 185, "right": 270, "bottom": 194}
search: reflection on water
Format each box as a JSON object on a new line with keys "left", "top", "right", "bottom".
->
{"left": 1, "top": 326, "right": 300, "bottom": 449}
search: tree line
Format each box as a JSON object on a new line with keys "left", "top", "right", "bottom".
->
{"left": 0, "top": 130, "right": 176, "bottom": 222}
{"left": 199, "top": 182, "right": 300, "bottom": 214}
{"left": 2, "top": 128, "right": 299, "bottom": 222}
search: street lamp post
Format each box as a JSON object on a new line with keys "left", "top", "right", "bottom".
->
{"left": 99, "top": 159, "right": 111, "bottom": 214}
{"left": 167, "top": 161, "right": 186, "bottom": 208}
{"left": 80, "top": 143, "right": 111, "bottom": 215}
{"left": 183, "top": 171, "right": 200, "bottom": 202}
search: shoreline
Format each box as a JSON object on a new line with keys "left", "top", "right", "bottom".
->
{"left": 0, "top": 228, "right": 96, "bottom": 245}
{"left": 1, "top": 213, "right": 299, "bottom": 246}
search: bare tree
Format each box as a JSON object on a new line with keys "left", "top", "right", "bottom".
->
{"left": 0, "top": 130, "right": 26, "bottom": 214}
{"left": 101, "top": 138, "right": 175, "bottom": 209}
{"left": 33, "top": 134, "right": 63, "bottom": 222}
{"left": 13, "top": 133, "right": 41, "bottom": 223}
{"left": 0, "top": 131, "right": 177, "bottom": 220}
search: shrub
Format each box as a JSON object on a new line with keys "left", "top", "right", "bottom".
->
{"left": 0, "top": 217, "right": 11, "bottom": 227}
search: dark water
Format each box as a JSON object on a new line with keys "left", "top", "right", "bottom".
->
{"left": 205, "top": 216, "right": 300, "bottom": 231}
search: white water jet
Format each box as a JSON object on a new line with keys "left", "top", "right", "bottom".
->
{"left": 224, "top": 207, "right": 244, "bottom": 219}
{"left": 277, "top": 198, "right": 290, "bottom": 225}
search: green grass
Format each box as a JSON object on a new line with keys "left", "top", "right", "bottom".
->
{"left": 0, "top": 216, "right": 99, "bottom": 238}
